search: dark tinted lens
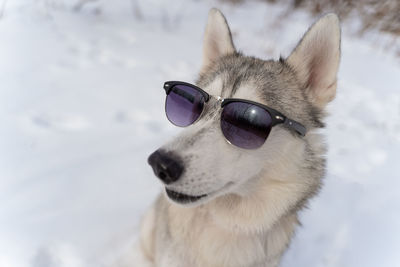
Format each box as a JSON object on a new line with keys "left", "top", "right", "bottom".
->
{"left": 221, "top": 102, "right": 272, "bottom": 149}
{"left": 165, "top": 85, "right": 205, "bottom": 127}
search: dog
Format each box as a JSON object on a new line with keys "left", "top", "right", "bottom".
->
{"left": 137, "top": 8, "right": 341, "bottom": 267}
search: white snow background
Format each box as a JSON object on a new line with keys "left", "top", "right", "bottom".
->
{"left": 1, "top": 0, "right": 399, "bottom": 266}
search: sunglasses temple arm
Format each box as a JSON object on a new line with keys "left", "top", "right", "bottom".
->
{"left": 284, "top": 118, "right": 306, "bottom": 136}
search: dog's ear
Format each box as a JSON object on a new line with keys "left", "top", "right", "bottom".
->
{"left": 201, "top": 8, "right": 235, "bottom": 73}
{"left": 287, "top": 13, "right": 341, "bottom": 109}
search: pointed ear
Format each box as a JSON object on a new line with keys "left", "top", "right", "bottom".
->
{"left": 287, "top": 13, "right": 341, "bottom": 109}
{"left": 201, "top": 8, "right": 235, "bottom": 73}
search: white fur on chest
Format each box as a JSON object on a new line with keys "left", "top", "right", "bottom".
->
{"left": 154, "top": 198, "right": 297, "bottom": 267}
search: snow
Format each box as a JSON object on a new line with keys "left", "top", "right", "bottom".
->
{"left": 0, "top": 0, "right": 399, "bottom": 266}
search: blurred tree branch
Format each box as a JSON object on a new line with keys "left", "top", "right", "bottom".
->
{"left": 73, "top": 0, "right": 99, "bottom": 12}
{"left": 131, "top": 0, "right": 143, "bottom": 20}
{"left": 0, "top": 0, "right": 7, "bottom": 19}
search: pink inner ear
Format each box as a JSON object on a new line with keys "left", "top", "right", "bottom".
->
{"left": 305, "top": 38, "right": 329, "bottom": 88}
{"left": 287, "top": 14, "right": 340, "bottom": 108}
{"left": 307, "top": 60, "right": 325, "bottom": 91}
{"left": 304, "top": 38, "right": 339, "bottom": 105}
{"left": 209, "top": 37, "right": 223, "bottom": 60}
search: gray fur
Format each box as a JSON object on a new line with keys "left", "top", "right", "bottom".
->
{"left": 198, "top": 53, "right": 325, "bottom": 129}
{"left": 130, "top": 9, "right": 341, "bottom": 267}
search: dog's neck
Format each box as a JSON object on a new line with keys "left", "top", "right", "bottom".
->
{"left": 166, "top": 183, "right": 301, "bottom": 267}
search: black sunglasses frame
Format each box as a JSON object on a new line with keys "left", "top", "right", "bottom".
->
{"left": 164, "top": 81, "right": 210, "bottom": 101}
{"left": 163, "top": 81, "right": 306, "bottom": 137}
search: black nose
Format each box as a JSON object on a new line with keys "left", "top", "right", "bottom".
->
{"left": 147, "top": 150, "right": 184, "bottom": 184}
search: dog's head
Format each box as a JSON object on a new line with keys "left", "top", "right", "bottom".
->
{"left": 148, "top": 9, "right": 340, "bottom": 208}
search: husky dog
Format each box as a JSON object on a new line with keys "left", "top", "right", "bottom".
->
{"left": 139, "top": 8, "right": 341, "bottom": 267}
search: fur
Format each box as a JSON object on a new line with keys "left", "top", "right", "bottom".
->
{"left": 132, "top": 8, "right": 341, "bottom": 267}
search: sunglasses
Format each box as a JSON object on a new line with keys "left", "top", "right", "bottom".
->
{"left": 163, "top": 81, "right": 306, "bottom": 149}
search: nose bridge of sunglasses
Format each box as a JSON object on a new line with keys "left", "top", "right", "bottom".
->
{"left": 210, "top": 95, "right": 225, "bottom": 110}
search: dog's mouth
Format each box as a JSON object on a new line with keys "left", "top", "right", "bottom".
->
{"left": 165, "top": 182, "right": 235, "bottom": 205}
{"left": 165, "top": 188, "right": 207, "bottom": 204}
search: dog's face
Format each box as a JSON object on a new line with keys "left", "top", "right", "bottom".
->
{"left": 148, "top": 9, "right": 341, "bottom": 207}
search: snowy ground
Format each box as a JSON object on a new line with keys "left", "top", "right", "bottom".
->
{"left": 1, "top": 0, "right": 399, "bottom": 267}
